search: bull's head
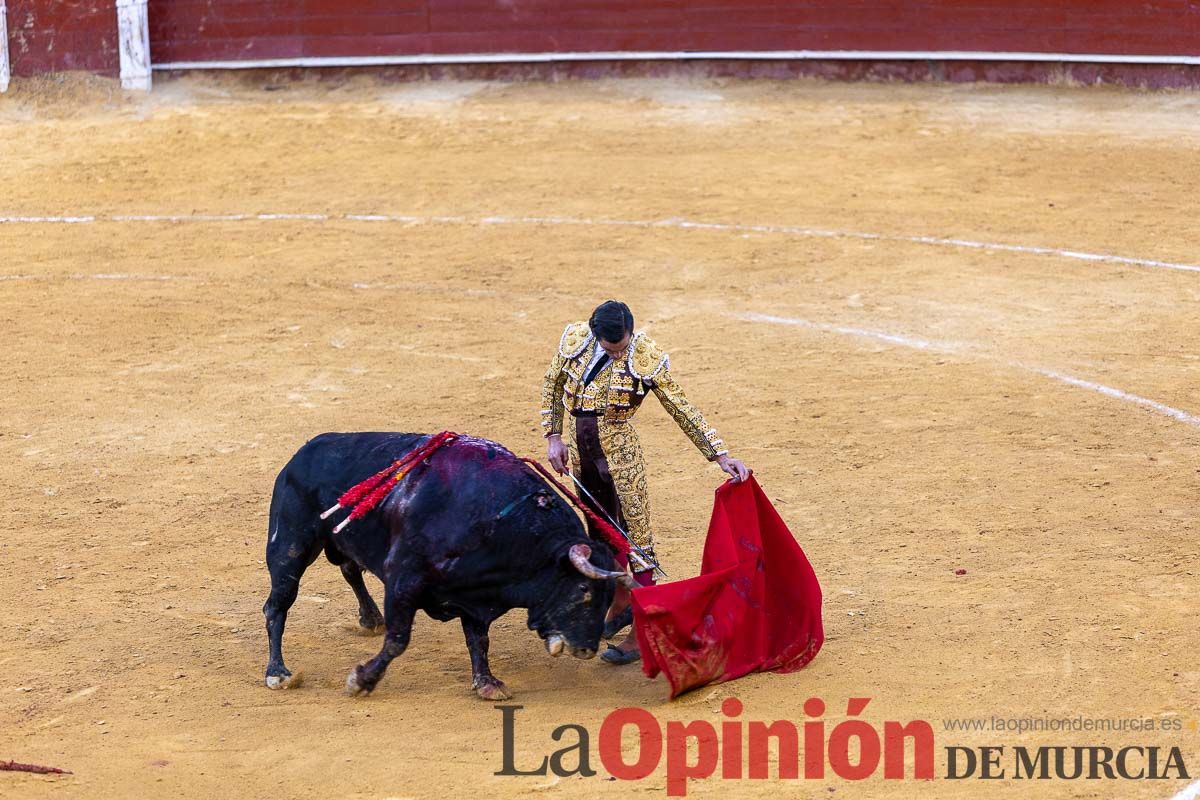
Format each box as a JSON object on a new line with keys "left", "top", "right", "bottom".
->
{"left": 527, "top": 543, "right": 636, "bottom": 659}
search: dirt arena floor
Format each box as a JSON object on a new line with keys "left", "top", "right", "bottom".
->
{"left": 3, "top": 73, "right": 1200, "bottom": 799}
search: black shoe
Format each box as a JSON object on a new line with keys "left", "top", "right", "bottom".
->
{"left": 600, "top": 644, "right": 641, "bottom": 665}
{"left": 603, "top": 606, "right": 633, "bottom": 639}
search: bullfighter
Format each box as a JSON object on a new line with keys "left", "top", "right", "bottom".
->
{"left": 539, "top": 299, "right": 750, "bottom": 664}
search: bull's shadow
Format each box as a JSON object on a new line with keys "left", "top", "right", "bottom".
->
{"left": 264, "top": 431, "right": 635, "bottom": 700}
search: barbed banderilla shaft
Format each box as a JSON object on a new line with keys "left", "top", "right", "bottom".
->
{"left": 566, "top": 471, "right": 667, "bottom": 579}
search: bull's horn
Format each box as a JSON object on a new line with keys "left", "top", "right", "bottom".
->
{"left": 568, "top": 543, "right": 629, "bottom": 583}
{"left": 546, "top": 634, "right": 566, "bottom": 657}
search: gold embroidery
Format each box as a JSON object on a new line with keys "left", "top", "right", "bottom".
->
{"left": 564, "top": 416, "right": 651, "bottom": 549}
{"left": 597, "top": 419, "right": 652, "bottom": 549}
{"left": 539, "top": 348, "right": 569, "bottom": 437}
{"left": 541, "top": 323, "right": 729, "bottom": 550}
{"left": 558, "top": 321, "right": 593, "bottom": 359}
{"left": 650, "top": 367, "right": 727, "bottom": 461}
{"left": 628, "top": 333, "right": 669, "bottom": 382}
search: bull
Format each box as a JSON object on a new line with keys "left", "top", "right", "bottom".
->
{"left": 263, "top": 431, "right": 634, "bottom": 700}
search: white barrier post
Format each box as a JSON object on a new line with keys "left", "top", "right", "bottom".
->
{"left": 116, "top": 0, "right": 151, "bottom": 90}
{"left": 1, "top": 0, "right": 10, "bottom": 93}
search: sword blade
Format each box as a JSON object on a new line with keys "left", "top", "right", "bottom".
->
{"left": 567, "top": 471, "right": 667, "bottom": 578}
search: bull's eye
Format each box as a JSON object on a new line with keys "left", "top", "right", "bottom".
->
{"left": 581, "top": 591, "right": 592, "bottom": 603}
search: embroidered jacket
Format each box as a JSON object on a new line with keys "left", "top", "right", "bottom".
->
{"left": 540, "top": 321, "right": 728, "bottom": 461}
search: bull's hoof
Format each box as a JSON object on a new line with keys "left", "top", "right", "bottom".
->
{"left": 473, "top": 678, "right": 511, "bottom": 701}
{"left": 265, "top": 670, "right": 303, "bottom": 690}
{"left": 345, "top": 666, "right": 375, "bottom": 696}
{"left": 357, "top": 609, "right": 386, "bottom": 634}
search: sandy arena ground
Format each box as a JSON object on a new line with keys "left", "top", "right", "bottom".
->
{"left": 2, "top": 73, "right": 1200, "bottom": 799}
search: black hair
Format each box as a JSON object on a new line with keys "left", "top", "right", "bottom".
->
{"left": 589, "top": 300, "right": 634, "bottom": 343}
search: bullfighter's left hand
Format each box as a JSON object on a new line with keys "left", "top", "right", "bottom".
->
{"left": 716, "top": 454, "right": 751, "bottom": 483}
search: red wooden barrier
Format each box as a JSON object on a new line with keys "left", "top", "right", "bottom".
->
{"left": 7, "top": 0, "right": 119, "bottom": 76}
{"left": 4, "top": 1, "right": 1200, "bottom": 86}
{"left": 147, "top": 1, "right": 1200, "bottom": 65}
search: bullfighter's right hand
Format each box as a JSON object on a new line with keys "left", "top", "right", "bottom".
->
{"left": 547, "top": 434, "right": 569, "bottom": 475}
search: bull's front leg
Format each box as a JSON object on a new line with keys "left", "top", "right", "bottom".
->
{"left": 462, "top": 615, "right": 510, "bottom": 701}
{"left": 345, "top": 575, "right": 422, "bottom": 696}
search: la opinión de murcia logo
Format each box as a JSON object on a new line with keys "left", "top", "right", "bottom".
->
{"left": 495, "top": 699, "right": 1190, "bottom": 796}
{"left": 498, "top": 697, "right": 935, "bottom": 795}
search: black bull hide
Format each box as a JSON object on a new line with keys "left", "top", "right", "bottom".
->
{"left": 263, "top": 432, "right": 632, "bottom": 700}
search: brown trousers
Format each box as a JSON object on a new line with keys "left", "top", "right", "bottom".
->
{"left": 573, "top": 415, "right": 627, "bottom": 542}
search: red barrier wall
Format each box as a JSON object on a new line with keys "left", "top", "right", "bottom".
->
{"left": 4, "top": 1, "right": 1200, "bottom": 85}
{"left": 147, "top": 1, "right": 1200, "bottom": 65}
{"left": 7, "top": 0, "right": 119, "bottom": 76}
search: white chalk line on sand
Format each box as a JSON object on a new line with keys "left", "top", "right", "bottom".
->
{"left": 0, "top": 272, "right": 195, "bottom": 283}
{"left": 738, "top": 312, "right": 1200, "bottom": 429}
{"left": 1, "top": 212, "right": 1197, "bottom": 275}
{"left": 5, "top": 211, "right": 1196, "bottom": 428}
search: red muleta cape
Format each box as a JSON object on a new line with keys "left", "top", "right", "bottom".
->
{"left": 631, "top": 476, "right": 824, "bottom": 698}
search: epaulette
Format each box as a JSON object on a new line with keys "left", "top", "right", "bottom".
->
{"left": 627, "top": 332, "right": 669, "bottom": 382}
{"left": 558, "top": 321, "right": 594, "bottom": 359}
